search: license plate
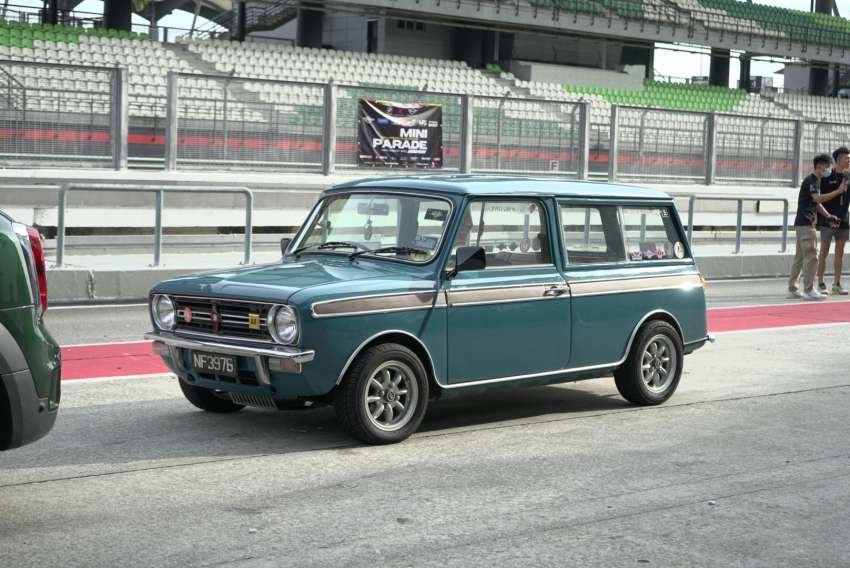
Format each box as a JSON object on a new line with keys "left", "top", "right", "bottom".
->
{"left": 192, "top": 351, "right": 237, "bottom": 378}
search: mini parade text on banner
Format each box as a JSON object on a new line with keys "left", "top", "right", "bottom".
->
{"left": 357, "top": 99, "right": 443, "bottom": 168}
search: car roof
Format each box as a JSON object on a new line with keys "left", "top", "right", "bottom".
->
{"left": 327, "top": 175, "right": 671, "bottom": 200}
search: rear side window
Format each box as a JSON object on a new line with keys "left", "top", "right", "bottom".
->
{"left": 621, "top": 206, "right": 689, "bottom": 262}
{"left": 560, "top": 205, "right": 625, "bottom": 264}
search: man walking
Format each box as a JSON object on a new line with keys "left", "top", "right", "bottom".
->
{"left": 788, "top": 154, "right": 846, "bottom": 301}
{"left": 816, "top": 147, "right": 850, "bottom": 295}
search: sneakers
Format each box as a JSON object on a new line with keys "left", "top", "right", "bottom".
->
{"left": 818, "top": 282, "right": 829, "bottom": 295}
{"left": 787, "top": 289, "right": 803, "bottom": 299}
{"left": 802, "top": 290, "right": 827, "bottom": 301}
{"left": 833, "top": 283, "right": 849, "bottom": 296}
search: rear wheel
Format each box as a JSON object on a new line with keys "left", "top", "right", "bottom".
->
{"left": 614, "top": 321, "right": 683, "bottom": 406}
{"left": 335, "top": 343, "right": 429, "bottom": 444}
{"left": 179, "top": 379, "right": 245, "bottom": 413}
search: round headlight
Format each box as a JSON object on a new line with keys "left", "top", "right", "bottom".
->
{"left": 269, "top": 304, "right": 298, "bottom": 345}
{"left": 151, "top": 295, "right": 176, "bottom": 330}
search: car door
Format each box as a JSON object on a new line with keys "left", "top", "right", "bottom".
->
{"left": 444, "top": 197, "right": 571, "bottom": 384}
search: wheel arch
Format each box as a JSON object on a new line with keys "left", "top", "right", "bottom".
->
{"left": 620, "top": 309, "right": 685, "bottom": 364}
{"left": 334, "top": 330, "right": 443, "bottom": 398}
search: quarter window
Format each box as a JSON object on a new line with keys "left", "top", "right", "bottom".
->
{"left": 449, "top": 200, "right": 551, "bottom": 268}
{"left": 621, "top": 206, "right": 689, "bottom": 262}
{"left": 560, "top": 205, "right": 625, "bottom": 264}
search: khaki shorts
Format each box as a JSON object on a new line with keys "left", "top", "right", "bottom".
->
{"left": 820, "top": 227, "right": 850, "bottom": 242}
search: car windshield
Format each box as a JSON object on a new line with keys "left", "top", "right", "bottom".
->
{"left": 293, "top": 192, "right": 453, "bottom": 263}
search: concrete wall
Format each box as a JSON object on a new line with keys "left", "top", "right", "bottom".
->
{"left": 509, "top": 32, "right": 621, "bottom": 69}
{"left": 382, "top": 19, "right": 454, "bottom": 59}
{"left": 509, "top": 60, "right": 645, "bottom": 90}
{"left": 323, "top": 13, "right": 369, "bottom": 52}
{"left": 248, "top": 19, "right": 297, "bottom": 44}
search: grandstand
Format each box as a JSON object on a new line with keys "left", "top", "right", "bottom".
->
{"left": 2, "top": 0, "right": 850, "bottom": 180}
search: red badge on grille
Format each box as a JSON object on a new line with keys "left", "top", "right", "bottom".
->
{"left": 183, "top": 307, "right": 193, "bottom": 323}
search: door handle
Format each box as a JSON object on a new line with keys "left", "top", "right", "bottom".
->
{"left": 543, "top": 284, "right": 569, "bottom": 297}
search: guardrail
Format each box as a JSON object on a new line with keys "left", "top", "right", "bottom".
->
{"left": 55, "top": 183, "right": 253, "bottom": 267}
{"left": 686, "top": 195, "right": 789, "bottom": 254}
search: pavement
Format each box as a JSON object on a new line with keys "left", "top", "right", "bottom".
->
{"left": 2, "top": 278, "right": 850, "bottom": 567}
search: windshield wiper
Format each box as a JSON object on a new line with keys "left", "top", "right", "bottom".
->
{"left": 292, "top": 241, "right": 364, "bottom": 256}
{"left": 349, "top": 246, "right": 430, "bottom": 260}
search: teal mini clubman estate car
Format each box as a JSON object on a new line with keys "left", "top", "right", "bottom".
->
{"left": 146, "top": 176, "right": 710, "bottom": 444}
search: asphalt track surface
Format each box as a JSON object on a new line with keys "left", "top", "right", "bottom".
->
{"left": 2, "top": 277, "right": 850, "bottom": 567}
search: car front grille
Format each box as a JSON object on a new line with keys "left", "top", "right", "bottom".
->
{"left": 172, "top": 296, "right": 273, "bottom": 343}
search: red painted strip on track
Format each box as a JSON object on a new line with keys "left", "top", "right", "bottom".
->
{"left": 61, "top": 342, "right": 166, "bottom": 381}
{"left": 707, "top": 300, "right": 850, "bottom": 333}
{"left": 60, "top": 301, "right": 850, "bottom": 381}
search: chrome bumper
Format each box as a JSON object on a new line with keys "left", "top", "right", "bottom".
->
{"left": 144, "top": 331, "right": 315, "bottom": 363}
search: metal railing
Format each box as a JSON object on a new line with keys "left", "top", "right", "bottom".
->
{"left": 55, "top": 183, "right": 254, "bottom": 267}
{"left": 685, "top": 195, "right": 790, "bottom": 254}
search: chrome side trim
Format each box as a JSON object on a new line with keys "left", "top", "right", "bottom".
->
{"left": 334, "top": 329, "right": 441, "bottom": 386}
{"left": 441, "top": 309, "right": 684, "bottom": 388}
{"left": 570, "top": 274, "right": 702, "bottom": 298}
{"left": 311, "top": 290, "right": 445, "bottom": 319}
{"left": 447, "top": 281, "right": 568, "bottom": 307}
{"left": 146, "top": 331, "right": 315, "bottom": 364}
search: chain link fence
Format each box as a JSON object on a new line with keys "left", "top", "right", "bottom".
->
{"left": 714, "top": 115, "right": 797, "bottom": 184}
{"left": 615, "top": 107, "right": 708, "bottom": 182}
{"left": 0, "top": 60, "right": 115, "bottom": 167}
{"left": 471, "top": 97, "right": 581, "bottom": 175}
{"left": 174, "top": 74, "right": 324, "bottom": 171}
{"left": 802, "top": 121, "right": 850, "bottom": 179}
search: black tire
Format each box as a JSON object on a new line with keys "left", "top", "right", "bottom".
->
{"left": 614, "top": 320, "right": 683, "bottom": 406}
{"left": 334, "top": 343, "right": 429, "bottom": 444}
{"left": 179, "top": 379, "right": 245, "bottom": 413}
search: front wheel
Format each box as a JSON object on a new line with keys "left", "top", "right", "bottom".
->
{"left": 179, "top": 379, "right": 245, "bottom": 413}
{"left": 335, "top": 343, "right": 429, "bottom": 444}
{"left": 614, "top": 321, "right": 683, "bottom": 406}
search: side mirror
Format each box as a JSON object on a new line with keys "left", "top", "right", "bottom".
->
{"left": 280, "top": 237, "right": 292, "bottom": 256}
{"left": 448, "top": 246, "right": 486, "bottom": 278}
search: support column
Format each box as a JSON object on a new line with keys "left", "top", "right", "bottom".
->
{"left": 460, "top": 95, "right": 473, "bottom": 174}
{"left": 709, "top": 48, "right": 730, "bottom": 87}
{"left": 110, "top": 68, "right": 128, "bottom": 170}
{"left": 232, "top": 1, "right": 246, "bottom": 42}
{"left": 103, "top": 0, "right": 131, "bottom": 31}
{"left": 296, "top": 9, "right": 324, "bottom": 48}
{"left": 809, "top": 64, "right": 829, "bottom": 96}
{"left": 739, "top": 53, "right": 751, "bottom": 92}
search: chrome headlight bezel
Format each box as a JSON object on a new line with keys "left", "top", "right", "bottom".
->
{"left": 268, "top": 304, "right": 299, "bottom": 345}
{"left": 151, "top": 294, "right": 176, "bottom": 330}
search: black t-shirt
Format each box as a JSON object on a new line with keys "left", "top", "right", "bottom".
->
{"left": 817, "top": 170, "right": 850, "bottom": 229}
{"left": 794, "top": 173, "right": 821, "bottom": 227}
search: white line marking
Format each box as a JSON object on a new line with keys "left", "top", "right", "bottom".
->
{"left": 62, "top": 373, "right": 175, "bottom": 384}
{"left": 711, "top": 322, "right": 850, "bottom": 336}
{"left": 61, "top": 339, "right": 152, "bottom": 348}
{"left": 50, "top": 303, "right": 147, "bottom": 310}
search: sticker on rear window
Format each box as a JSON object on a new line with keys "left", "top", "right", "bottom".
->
{"left": 424, "top": 208, "right": 448, "bottom": 222}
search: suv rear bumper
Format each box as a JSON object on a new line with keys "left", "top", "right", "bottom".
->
{"left": 0, "top": 369, "right": 58, "bottom": 451}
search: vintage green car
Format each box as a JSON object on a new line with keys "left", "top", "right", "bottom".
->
{"left": 146, "top": 176, "right": 709, "bottom": 444}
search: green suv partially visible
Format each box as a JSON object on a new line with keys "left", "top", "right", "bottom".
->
{"left": 0, "top": 209, "right": 60, "bottom": 450}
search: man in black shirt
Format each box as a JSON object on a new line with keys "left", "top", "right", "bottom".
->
{"left": 816, "top": 147, "right": 850, "bottom": 295}
{"left": 788, "top": 154, "right": 846, "bottom": 300}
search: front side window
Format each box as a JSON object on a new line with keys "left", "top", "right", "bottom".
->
{"left": 449, "top": 199, "right": 551, "bottom": 268}
{"left": 294, "top": 192, "right": 452, "bottom": 263}
{"left": 560, "top": 204, "right": 625, "bottom": 265}
{"left": 621, "top": 206, "right": 689, "bottom": 262}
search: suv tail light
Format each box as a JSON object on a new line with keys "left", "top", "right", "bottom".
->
{"left": 26, "top": 226, "right": 48, "bottom": 314}
{"left": 12, "top": 223, "right": 48, "bottom": 314}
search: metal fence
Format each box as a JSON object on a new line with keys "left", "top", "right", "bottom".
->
{"left": 169, "top": 72, "right": 325, "bottom": 171}
{"left": 0, "top": 60, "right": 126, "bottom": 168}
{"left": 5, "top": 65, "right": 850, "bottom": 186}
{"left": 470, "top": 97, "right": 582, "bottom": 175}
{"left": 612, "top": 106, "right": 709, "bottom": 182}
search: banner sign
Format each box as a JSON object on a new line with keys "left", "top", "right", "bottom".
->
{"left": 357, "top": 99, "right": 443, "bottom": 168}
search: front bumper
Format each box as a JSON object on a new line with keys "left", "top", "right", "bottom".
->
{"left": 144, "top": 331, "right": 315, "bottom": 387}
